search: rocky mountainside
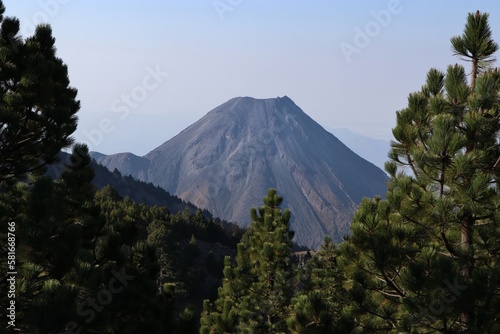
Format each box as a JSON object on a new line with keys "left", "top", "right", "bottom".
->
{"left": 91, "top": 96, "right": 388, "bottom": 248}
{"left": 329, "top": 128, "right": 391, "bottom": 172}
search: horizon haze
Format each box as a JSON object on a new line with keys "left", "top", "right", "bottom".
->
{"left": 3, "top": 1, "right": 500, "bottom": 155}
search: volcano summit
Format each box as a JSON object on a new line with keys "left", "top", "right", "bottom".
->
{"left": 92, "top": 96, "right": 388, "bottom": 248}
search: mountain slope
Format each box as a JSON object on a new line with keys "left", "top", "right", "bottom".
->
{"left": 92, "top": 96, "right": 388, "bottom": 248}
{"left": 90, "top": 152, "right": 151, "bottom": 181}
{"left": 47, "top": 152, "right": 207, "bottom": 215}
{"left": 328, "top": 128, "right": 391, "bottom": 172}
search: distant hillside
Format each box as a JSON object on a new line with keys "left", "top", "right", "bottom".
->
{"left": 47, "top": 152, "right": 236, "bottom": 225}
{"left": 328, "top": 128, "right": 391, "bottom": 172}
{"left": 92, "top": 96, "right": 388, "bottom": 248}
{"left": 91, "top": 151, "right": 151, "bottom": 181}
{"left": 91, "top": 162, "right": 200, "bottom": 215}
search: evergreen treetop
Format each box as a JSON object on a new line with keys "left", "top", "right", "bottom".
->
{"left": 340, "top": 10, "right": 500, "bottom": 333}
{"left": 0, "top": 0, "right": 79, "bottom": 183}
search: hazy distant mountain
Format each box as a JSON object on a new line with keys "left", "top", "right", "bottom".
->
{"left": 91, "top": 96, "right": 388, "bottom": 248}
{"left": 48, "top": 152, "right": 204, "bottom": 215}
{"left": 328, "top": 128, "right": 391, "bottom": 172}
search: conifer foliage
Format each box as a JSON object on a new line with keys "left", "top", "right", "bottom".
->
{"left": 288, "top": 236, "right": 354, "bottom": 333}
{"left": 339, "top": 11, "right": 500, "bottom": 333}
{"left": 0, "top": 0, "right": 79, "bottom": 182}
{"left": 0, "top": 2, "right": 225, "bottom": 332}
{"left": 2, "top": 3, "right": 500, "bottom": 332}
{"left": 201, "top": 189, "right": 296, "bottom": 333}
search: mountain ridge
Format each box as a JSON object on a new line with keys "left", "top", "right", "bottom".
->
{"left": 92, "top": 96, "right": 388, "bottom": 248}
{"left": 328, "top": 128, "right": 391, "bottom": 172}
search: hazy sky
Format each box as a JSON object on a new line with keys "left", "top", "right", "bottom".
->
{"left": 3, "top": 1, "right": 500, "bottom": 155}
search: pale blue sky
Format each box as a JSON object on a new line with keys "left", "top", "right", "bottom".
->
{"left": 3, "top": 1, "right": 500, "bottom": 155}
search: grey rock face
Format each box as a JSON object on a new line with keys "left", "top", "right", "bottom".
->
{"left": 329, "top": 128, "right": 391, "bottom": 173}
{"left": 92, "top": 96, "right": 388, "bottom": 248}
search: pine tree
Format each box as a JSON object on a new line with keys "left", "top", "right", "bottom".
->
{"left": 339, "top": 11, "right": 500, "bottom": 333}
{"left": 451, "top": 11, "right": 498, "bottom": 92}
{"left": 1, "top": 145, "right": 105, "bottom": 333}
{"left": 288, "top": 236, "right": 354, "bottom": 333}
{"left": 0, "top": 3, "right": 178, "bottom": 331}
{"left": 201, "top": 189, "right": 296, "bottom": 333}
{"left": 0, "top": 0, "right": 80, "bottom": 182}
{"left": 0, "top": 145, "right": 175, "bottom": 333}
{"left": 91, "top": 183, "right": 175, "bottom": 333}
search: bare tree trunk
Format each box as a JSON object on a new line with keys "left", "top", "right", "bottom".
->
{"left": 459, "top": 217, "right": 474, "bottom": 331}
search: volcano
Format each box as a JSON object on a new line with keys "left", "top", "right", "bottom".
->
{"left": 92, "top": 96, "right": 388, "bottom": 248}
